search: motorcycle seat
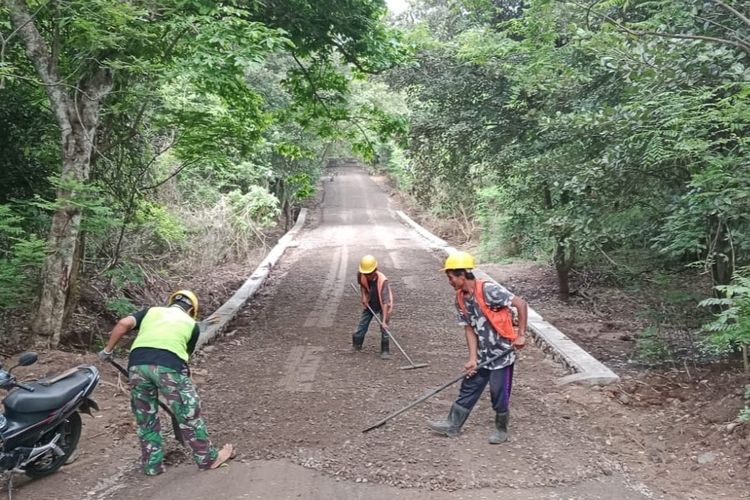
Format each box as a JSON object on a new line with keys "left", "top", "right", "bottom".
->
{"left": 4, "top": 366, "right": 98, "bottom": 414}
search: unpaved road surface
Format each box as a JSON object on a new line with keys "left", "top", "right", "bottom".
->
{"left": 12, "top": 167, "right": 745, "bottom": 499}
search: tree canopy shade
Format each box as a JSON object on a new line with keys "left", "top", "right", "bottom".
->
{"left": 4, "top": 0, "right": 749, "bottom": 360}
{"left": 385, "top": 0, "right": 750, "bottom": 298}
{"left": 371, "top": 0, "right": 750, "bottom": 368}
{"left": 0, "top": 0, "right": 403, "bottom": 346}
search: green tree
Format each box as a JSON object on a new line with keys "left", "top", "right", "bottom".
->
{"left": 1, "top": 0, "right": 402, "bottom": 346}
{"left": 388, "top": 0, "right": 749, "bottom": 298}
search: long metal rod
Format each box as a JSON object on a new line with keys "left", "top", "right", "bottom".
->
{"left": 107, "top": 358, "right": 186, "bottom": 446}
{"left": 362, "top": 347, "right": 513, "bottom": 433}
{"left": 350, "top": 282, "right": 426, "bottom": 368}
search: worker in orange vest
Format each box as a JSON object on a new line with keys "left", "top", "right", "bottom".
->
{"left": 352, "top": 255, "right": 394, "bottom": 359}
{"left": 428, "top": 251, "right": 528, "bottom": 444}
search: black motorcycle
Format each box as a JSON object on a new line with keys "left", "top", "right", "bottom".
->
{"left": 0, "top": 352, "right": 99, "bottom": 497}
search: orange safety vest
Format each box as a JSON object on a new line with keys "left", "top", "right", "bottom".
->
{"left": 456, "top": 279, "right": 517, "bottom": 342}
{"left": 359, "top": 271, "right": 393, "bottom": 310}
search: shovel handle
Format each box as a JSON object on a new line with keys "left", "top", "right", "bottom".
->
{"left": 107, "top": 358, "right": 129, "bottom": 377}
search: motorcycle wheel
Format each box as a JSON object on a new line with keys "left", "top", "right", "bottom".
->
{"left": 24, "top": 411, "right": 82, "bottom": 479}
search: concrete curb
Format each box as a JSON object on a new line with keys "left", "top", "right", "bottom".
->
{"left": 196, "top": 209, "right": 308, "bottom": 349}
{"left": 395, "top": 210, "right": 619, "bottom": 386}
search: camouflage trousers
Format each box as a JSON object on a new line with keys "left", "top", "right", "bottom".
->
{"left": 129, "top": 364, "right": 218, "bottom": 475}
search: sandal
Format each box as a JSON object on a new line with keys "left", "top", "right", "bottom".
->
{"left": 209, "top": 443, "right": 234, "bottom": 469}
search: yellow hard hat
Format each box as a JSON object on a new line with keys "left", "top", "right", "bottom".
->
{"left": 359, "top": 255, "right": 378, "bottom": 274}
{"left": 442, "top": 251, "right": 475, "bottom": 271}
{"left": 168, "top": 289, "right": 199, "bottom": 319}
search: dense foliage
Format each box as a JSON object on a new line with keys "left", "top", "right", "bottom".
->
{"left": 2, "top": 0, "right": 750, "bottom": 366}
{"left": 0, "top": 0, "right": 403, "bottom": 345}
{"left": 378, "top": 0, "right": 749, "bottom": 357}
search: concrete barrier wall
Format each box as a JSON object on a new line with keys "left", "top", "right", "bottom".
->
{"left": 193, "top": 202, "right": 619, "bottom": 386}
{"left": 196, "top": 208, "right": 308, "bottom": 349}
{"left": 395, "top": 210, "right": 619, "bottom": 386}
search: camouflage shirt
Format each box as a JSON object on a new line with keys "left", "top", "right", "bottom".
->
{"left": 455, "top": 281, "right": 516, "bottom": 370}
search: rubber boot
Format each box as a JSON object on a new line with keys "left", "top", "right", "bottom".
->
{"left": 488, "top": 411, "right": 509, "bottom": 444}
{"left": 427, "top": 403, "right": 471, "bottom": 437}
{"left": 380, "top": 337, "right": 391, "bottom": 359}
{"left": 351, "top": 335, "right": 363, "bottom": 353}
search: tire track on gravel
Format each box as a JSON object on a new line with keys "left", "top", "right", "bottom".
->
{"left": 281, "top": 346, "right": 324, "bottom": 392}
{"left": 303, "top": 245, "right": 349, "bottom": 328}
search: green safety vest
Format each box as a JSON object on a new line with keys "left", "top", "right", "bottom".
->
{"left": 131, "top": 306, "right": 195, "bottom": 362}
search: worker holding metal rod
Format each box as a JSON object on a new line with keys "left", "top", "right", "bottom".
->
{"left": 427, "top": 252, "right": 529, "bottom": 444}
{"left": 352, "top": 255, "right": 394, "bottom": 359}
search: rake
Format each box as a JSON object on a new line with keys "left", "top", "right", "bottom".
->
{"left": 349, "top": 282, "right": 429, "bottom": 370}
{"left": 362, "top": 347, "right": 512, "bottom": 433}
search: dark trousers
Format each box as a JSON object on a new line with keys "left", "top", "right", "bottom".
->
{"left": 456, "top": 364, "right": 514, "bottom": 413}
{"left": 353, "top": 308, "right": 389, "bottom": 349}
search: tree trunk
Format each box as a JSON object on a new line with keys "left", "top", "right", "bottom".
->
{"left": 32, "top": 81, "right": 112, "bottom": 347}
{"left": 274, "top": 178, "right": 292, "bottom": 231}
{"left": 543, "top": 183, "right": 575, "bottom": 299}
{"left": 32, "top": 122, "right": 92, "bottom": 346}
{"left": 554, "top": 237, "right": 576, "bottom": 300}
{"left": 708, "top": 214, "right": 733, "bottom": 289}
{"left": 60, "top": 230, "right": 85, "bottom": 335}
{"left": 8, "top": 0, "right": 112, "bottom": 346}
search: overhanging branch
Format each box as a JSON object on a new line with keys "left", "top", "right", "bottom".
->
{"left": 291, "top": 53, "right": 376, "bottom": 153}
{"left": 5, "top": 0, "right": 70, "bottom": 128}
{"left": 141, "top": 159, "right": 198, "bottom": 191}
{"left": 710, "top": 0, "right": 750, "bottom": 30}
{"left": 573, "top": 1, "right": 750, "bottom": 55}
